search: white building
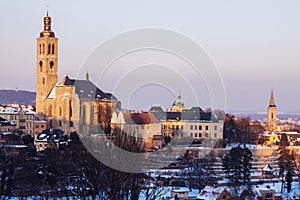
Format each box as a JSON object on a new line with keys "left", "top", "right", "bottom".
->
{"left": 111, "top": 111, "right": 163, "bottom": 149}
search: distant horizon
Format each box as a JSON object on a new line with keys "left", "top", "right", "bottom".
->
{"left": 1, "top": 88, "right": 300, "bottom": 115}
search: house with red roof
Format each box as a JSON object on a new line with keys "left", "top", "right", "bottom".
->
{"left": 111, "top": 111, "right": 163, "bottom": 149}
{"left": 196, "top": 186, "right": 232, "bottom": 200}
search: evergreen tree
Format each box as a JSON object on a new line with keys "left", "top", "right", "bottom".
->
{"left": 222, "top": 145, "right": 252, "bottom": 185}
{"left": 241, "top": 145, "right": 253, "bottom": 183}
{"left": 277, "top": 133, "right": 295, "bottom": 193}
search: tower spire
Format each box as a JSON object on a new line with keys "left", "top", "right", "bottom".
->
{"left": 269, "top": 89, "right": 276, "bottom": 107}
{"left": 40, "top": 9, "right": 55, "bottom": 37}
{"left": 177, "top": 89, "right": 181, "bottom": 104}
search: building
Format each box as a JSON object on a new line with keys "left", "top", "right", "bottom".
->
{"left": 0, "top": 117, "right": 16, "bottom": 133}
{"left": 267, "top": 89, "right": 277, "bottom": 132}
{"left": 0, "top": 107, "right": 34, "bottom": 136}
{"left": 253, "top": 185, "right": 279, "bottom": 200}
{"left": 259, "top": 131, "right": 279, "bottom": 146}
{"left": 35, "top": 128, "right": 68, "bottom": 151}
{"left": 35, "top": 12, "right": 120, "bottom": 134}
{"left": 262, "top": 164, "right": 274, "bottom": 178}
{"left": 170, "top": 187, "right": 189, "bottom": 200}
{"left": 196, "top": 186, "right": 232, "bottom": 200}
{"left": 149, "top": 93, "right": 224, "bottom": 146}
{"left": 34, "top": 116, "right": 47, "bottom": 136}
{"left": 111, "top": 111, "right": 163, "bottom": 149}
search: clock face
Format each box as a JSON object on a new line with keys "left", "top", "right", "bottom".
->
{"left": 50, "top": 61, "right": 54, "bottom": 69}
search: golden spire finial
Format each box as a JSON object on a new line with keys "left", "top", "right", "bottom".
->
{"left": 39, "top": 6, "right": 55, "bottom": 38}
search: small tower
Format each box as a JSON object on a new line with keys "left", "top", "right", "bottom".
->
{"left": 171, "top": 90, "right": 184, "bottom": 112}
{"left": 36, "top": 11, "right": 58, "bottom": 114}
{"left": 267, "top": 89, "right": 277, "bottom": 131}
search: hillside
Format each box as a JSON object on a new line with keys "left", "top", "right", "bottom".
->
{"left": 0, "top": 89, "right": 36, "bottom": 105}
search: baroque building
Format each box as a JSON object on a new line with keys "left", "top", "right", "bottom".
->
{"left": 35, "top": 12, "right": 120, "bottom": 134}
{"left": 149, "top": 93, "right": 224, "bottom": 147}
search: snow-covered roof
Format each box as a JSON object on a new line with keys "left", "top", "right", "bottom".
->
{"left": 172, "top": 187, "right": 189, "bottom": 193}
{"left": 253, "top": 185, "right": 275, "bottom": 197}
{"left": 262, "top": 164, "right": 273, "bottom": 172}
{"left": 261, "top": 131, "right": 278, "bottom": 137}
{"left": 283, "top": 131, "right": 299, "bottom": 135}
{"left": 35, "top": 129, "right": 67, "bottom": 143}
{"left": 5, "top": 145, "right": 28, "bottom": 148}
{"left": 0, "top": 107, "right": 35, "bottom": 115}
{"left": 197, "top": 186, "right": 226, "bottom": 200}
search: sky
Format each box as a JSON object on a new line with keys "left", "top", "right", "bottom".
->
{"left": 0, "top": 0, "right": 300, "bottom": 113}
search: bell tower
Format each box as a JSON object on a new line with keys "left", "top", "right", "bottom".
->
{"left": 267, "top": 89, "right": 277, "bottom": 131}
{"left": 36, "top": 11, "right": 58, "bottom": 114}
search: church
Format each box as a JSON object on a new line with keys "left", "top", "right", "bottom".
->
{"left": 267, "top": 89, "right": 277, "bottom": 132}
{"left": 35, "top": 12, "right": 121, "bottom": 134}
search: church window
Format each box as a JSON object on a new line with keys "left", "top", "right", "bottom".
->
{"left": 42, "top": 44, "right": 45, "bottom": 54}
{"left": 271, "top": 113, "right": 273, "bottom": 119}
{"left": 52, "top": 44, "right": 55, "bottom": 55}
{"left": 59, "top": 107, "right": 62, "bottom": 116}
{"left": 39, "top": 44, "right": 41, "bottom": 54}
{"left": 70, "top": 121, "right": 73, "bottom": 127}
{"left": 50, "top": 61, "right": 54, "bottom": 69}
{"left": 42, "top": 78, "right": 45, "bottom": 85}
{"left": 82, "top": 105, "right": 86, "bottom": 125}
{"left": 59, "top": 120, "right": 62, "bottom": 127}
{"left": 48, "top": 44, "right": 51, "bottom": 54}
{"left": 39, "top": 61, "right": 43, "bottom": 72}
{"left": 69, "top": 103, "right": 72, "bottom": 117}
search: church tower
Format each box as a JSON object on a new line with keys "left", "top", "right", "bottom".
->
{"left": 36, "top": 11, "right": 58, "bottom": 114}
{"left": 267, "top": 89, "right": 277, "bottom": 131}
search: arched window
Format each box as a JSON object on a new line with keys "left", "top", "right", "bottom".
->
{"left": 69, "top": 102, "right": 72, "bottom": 117}
{"left": 59, "top": 107, "right": 62, "bottom": 116}
{"left": 48, "top": 44, "right": 51, "bottom": 54}
{"left": 49, "top": 61, "right": 54, "bottom": 69}
{"left": 42, "top": 44, "right": 45, "bottom": 54}
{"left": 82, "top": 105, "right": 86, "bottom": 125}
{"left": 39, "top": 61, "right": 43, "bottom": 72}
{"left": 52, "top": 44, "right": 55, "bottom": 55}
{"left": 39, "top": 44, "right": 41, "bottom": 54}
{"left": 42, "top": 77, "right": 45, "bottom": 85}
